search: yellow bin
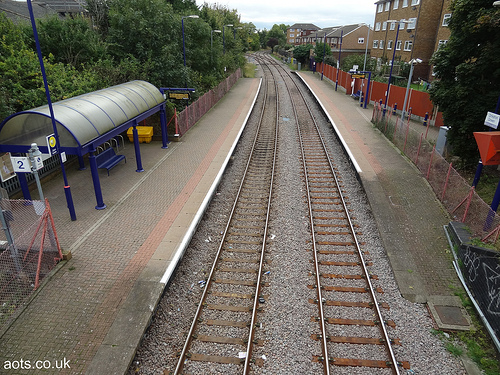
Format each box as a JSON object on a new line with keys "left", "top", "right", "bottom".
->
{"left": 127, "top": 126, "right": 153, "bottom": 143}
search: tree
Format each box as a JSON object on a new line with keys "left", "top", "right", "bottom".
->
{"left": 23, "top": 16, "right": 108, "bottom": 67}
{"left": 293, "top": 44, "right": 313, "bottom": 64}
{"left": 430, "top": 0, "right": 500, "bottom": 167}
{"left": 314, "top": 41, "right": 332, "bottom": 63}
{"left": 267, "top": 24, "right": 286, "bottom": 47}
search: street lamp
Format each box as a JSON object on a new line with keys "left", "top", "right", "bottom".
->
{"left": 233, "top": 26, "right": 242, "bottom": 39}
{"left": 211, "top": 29, "right": 221, "bottom": 64}
{"left": 182, "top": 15, "right": 199, "bottom": 68}
{"left": 335, "top": 28, "right": 343, "bottom": 91}
{"left": 401, "top": 58, "right": 422, "bottom": 121}
{"left": 223, "top": 24, "right": 233, "bottom": 54}
{"left": 384, "top": 19, "right": 409, "bottom": 116}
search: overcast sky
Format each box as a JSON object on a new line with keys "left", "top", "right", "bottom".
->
{"left": 197, "top": 0, "right": 377, "bottom": 30}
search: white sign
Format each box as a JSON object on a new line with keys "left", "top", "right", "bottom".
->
{"left": 10, "top": 156, "right": 31, "bottom": 173}
{"left": 484, "top": 111, "right": 500, "bottom": 129}
{"left": 33, "top": 155, "right": 44, "bottom": 170}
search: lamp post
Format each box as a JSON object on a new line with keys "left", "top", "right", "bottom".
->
{"left": 321, "top": 33, "right": 326, "bottom": 80}
{"left": 384, "top": 19, "right": 408, "bottom": 116}
{"left": 335, "top": 28, "right": 343, "bottom": 91}
{"left": 182, "top": 15, "right": 199, "bottom": 69}
{"left": 233, "top": 26, "right": 242, "bottom": 39}
{"left": 211, "top": 29, "right": 221, "bottom": 64}
{"left": 223, "top": 24, "right": 233, "bottom": 54}
{"left": 27, "top": 0, "right": 76, "bottom": 220}
{"left": 401, "top": 58, "right": 422, "bottom": 121}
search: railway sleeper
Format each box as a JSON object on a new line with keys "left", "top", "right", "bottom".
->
{"left": 311, "top": 356, "right": 411, "bottom": 369}
{"left": 307, "top": 284, "right": 384, "bottom": 294}
{"left": 310, "top": 334, "right": 402, "bottom": 345}
{"left": 313, "top": 316, "right": 396, "bottom": 328}
{"left": 308, "top": 298, "right": 389, "bottom": 309}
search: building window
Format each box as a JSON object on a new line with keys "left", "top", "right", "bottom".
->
{"left": 377, "top": 3, "right": 383, "bottom": 12}
{"left": 290, "top": 28, "right": 295, "bottom": 32}
{"left": 290, "top": 33, "right": 294, "bottom": 37}
{"left": 387, "top": 40, "right": 393, "bottom": 49}
{"left": 407, "top": 17, "right": 417, "bottom": 30}
{"left": 443, "top": 13, "right": 452, "bottom": 26}
{"left": 373, "top": 40, "right": 379, "bottom": 48}
{"left": 402, "top": 0, "right": 408, "bottom": 7}
{"left": 375, "top": 22, "right": 381, "bottom": 31}
{"left": 404, "top": 40, "right": 413, "bottom": 51}
{"left": 385, "top": 1, "right": 390, "bottom": 11}
{"left": 358, "top": 37, "right": 364, "bottom": 44}
{"left": 382, "top": 22, "right": 387, "bottom": 31}
{"left": 438, "top": 40, "right": 448, "bottom": 48}
{"left": 396, "top": 40, "right": 402, "bottom": 50}
{"left": 399, "top": 20, "right": 406, "bottom": 30}
{"left": 393, "top": 0, "right": 399, "bottom": 9}
{"left": 411, "top": 0, "right": 419, "bottom": 5}
{"left": 390, "top": 21, "right": 396, "bottom": 30}
{"left": 289, "top": 39, "right": 294, "bottom": 43}
{"left": 380, "top": 40, "right": 385, "bottom": 49}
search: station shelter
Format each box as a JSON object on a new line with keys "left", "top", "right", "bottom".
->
{"left": 0, "top": 80, "right": 169, "bottom": 212}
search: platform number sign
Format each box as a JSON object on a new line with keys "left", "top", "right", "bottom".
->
{"left": 46, "top": 134, "right": 58, "bottom": 155}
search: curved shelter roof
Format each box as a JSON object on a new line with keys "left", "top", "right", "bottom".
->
{"left": 0, "top": 80, "right": 164, "bottom": 154}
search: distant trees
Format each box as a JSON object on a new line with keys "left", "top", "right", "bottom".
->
{"left": 430, "top": 0, "right": 500, "bottom": 167}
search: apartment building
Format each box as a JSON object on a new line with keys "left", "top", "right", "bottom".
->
{"left": 287, "top": 23, "right": 320, "bottom": 45}
{"left": 297, "top": 24, "right": 372, "bottom": 63}
{"left": 371, "top": 0, "right": 452, "bottom": 81}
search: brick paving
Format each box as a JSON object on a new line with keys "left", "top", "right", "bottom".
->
{"left": 0, "top": 78, "right": 260, "bottom": 374}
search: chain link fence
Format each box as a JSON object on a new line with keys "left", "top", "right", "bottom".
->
{"left": 0, "top": 197, "right": 62, "bottom": 332}
{"left": 173, "top": 69, "right": 242, "bottom": 137}
{"left": 372, "top": 102, "right": 500, "bottom": 244}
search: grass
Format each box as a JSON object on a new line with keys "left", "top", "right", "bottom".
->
{"left": 434, "top": 287, "right": 500, "bottom": 375}
{"left": 243, "top": 63, "right": 256, "bottom": 78}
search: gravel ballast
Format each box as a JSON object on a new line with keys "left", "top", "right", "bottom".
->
{"left": 127, "top": 58, "right": 466, "bottom": 375}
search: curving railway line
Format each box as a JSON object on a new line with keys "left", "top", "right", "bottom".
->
{"left": 130, "top": 52, "right": 439, "bottom": 375}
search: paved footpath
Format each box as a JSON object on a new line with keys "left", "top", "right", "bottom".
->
{"left": 0, "top": 77, "right": 261, "bottom": 375}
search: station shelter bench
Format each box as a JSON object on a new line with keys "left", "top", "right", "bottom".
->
{"left": 95, "top": 147, "right": 126, "bottom": 175}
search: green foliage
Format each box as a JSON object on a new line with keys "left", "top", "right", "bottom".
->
{"left": 314, "top": 41, "right": 332, "bottom": 63}
{"left": 293, "top": 44, "right": 314, "bottom": 64}
{"left": 23, "top": 16, "right": 108, "bottom": 67}
{"left": 341, "top": 53, "right": 377, "bottom": 73}
{"left": 430, "top": 0, "right": 500, "bottom": 168}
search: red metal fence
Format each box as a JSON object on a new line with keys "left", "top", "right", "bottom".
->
{"left": 0, "top": 199, "right": 63, "bottom": 332}
{"left": 316, "top": 62, "right": 443, "bottom": 126}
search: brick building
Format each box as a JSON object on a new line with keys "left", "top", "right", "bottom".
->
{"left": 297, "top": 24, "right": 372, "bottom": 64}
{"left": 371, "top": 0, "right": 452, "bottom": 81}
{"left": 287, "top": 23, "right": 320, "bottom": 45}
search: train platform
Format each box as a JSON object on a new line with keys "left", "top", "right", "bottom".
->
{"left": 0, "top": 77, "right": 261, "bottom": 374}
{"left": 0, "top": 67, "right": 474, "bottom": 375}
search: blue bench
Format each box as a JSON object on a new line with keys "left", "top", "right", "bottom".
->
{"left": 351, "top": 90, "right": 362, "bottom": 100}
{"left": 95, "top": 147, "right": 126, "bottom": 175}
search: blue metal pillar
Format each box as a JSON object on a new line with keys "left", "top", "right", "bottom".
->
{"left": 78, "top": 154, "right": 86, "bottom": 170}
{"left": 88, "top": 147, "right": 106, "bottom": 210}
{"left": 132, "top": 122, "right": 144, "bottom": 172}
{"left": 160, "top": 104, "right": 169, "bottom": 149}
{"left": 18, "top": 173, "right": 32, "bottom": 200}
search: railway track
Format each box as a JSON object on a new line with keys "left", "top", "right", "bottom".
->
{"left": 170, "top": 56, "right": 279, "bottom": 375}
{"left": 165, "top": 52, "right": 410, "bottom": 374}
{"left": 263, "top": 54, "right": 410, "bottom": 374}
